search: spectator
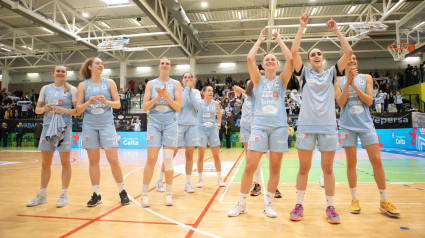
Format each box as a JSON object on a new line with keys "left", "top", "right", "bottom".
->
{"left": 131, "top": 118, "right": 141, "bottom": 131}
{"left": 13, "top": 109, "right": 19, "bottom": 119}
{"left": 4, "top": 107, "right": 12, "bottom": 119}
{"left": 396, "top": 91, "right": 404, "bottom": 112}
{"left": 128, "top": 79, "right": 136, "bottom": 95}
{"left": 138, "top": 82, "right": 145, "bottom": 95}
{"left": 27, "top": 105, "right": 35, "bottom": 118}
{"left": 405, "top": 64, "right": 412, "bottom": 86}
{"left": 225, "top": 103, "right": 233, "bottom": 117}
{"left": 15, "top": 122, "right": 25, "bottom": 147}
{"left": 124, "top": 120, "right": 132, "bottom": 131}
{"left": 373, "top": 69, "right": 380, "bottom": 78}
{"left": 238, "top": 79, "right": 244, "bottom": 88}
{"left": 393, "top": 72, "right": 400, "bottom": 91}
{"left": 34, "top": 122, "right": 42, "bottom": 147}
{"left": 115, "top": 120, "right": 123, "bottom": 131}
{"left": 224, "top": 119, "right": 232, "bottom": 148}
{"left": 375, "top": 93, "right": 382, "bottom": 113}
{"left": 1, "top": 122, "right": 8, "bottom": 147}
{"left": 388, "top": 91, "right": 396, "bottom": 112}
{"left": 288, "top": 118, "right": 295, "bottom": 148}
{"left": 413, "top": 66, "right": 419, "bottom": 84}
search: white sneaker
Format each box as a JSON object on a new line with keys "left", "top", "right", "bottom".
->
{"left": 56, "top": 194, "right": 68, "bottom": 208}
{"left": 141, "top": 194, "right": 150, "bottom": 207}
{"left": 227, "top": 203, "right": 247, "bottom": 217}
{"left": 319, "top": 174, "right": 324, "bottom": 188}
{"left": 263, "top": 204, "right": 277, "bottom": 218}
{"left": 196, "top": 180, "right": 203, "bottom": 188}
{"left": 26, "top": 193, "right": 47, "bottom": 207}
{"left": 165, "top": 192, "right": 174, "bottom": 206}
{"left": 184, "top": 183, "right": 195, "bottom": 193}
{"left": 156, "top": 178, "right": 165, "bottom": 192}
{"left": 218, "top": 179, "right": 226, "bottom": 187}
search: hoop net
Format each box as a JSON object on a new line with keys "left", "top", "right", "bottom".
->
{"left": 387, "top": 43, "right": 411, "bottom": 61}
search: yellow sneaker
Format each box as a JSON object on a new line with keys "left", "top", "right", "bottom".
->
{"left": 380, "top": 200, "right": 400, "bottom": 217}
{"left": 350, "top": 198, "right": 361, "bottom": 214}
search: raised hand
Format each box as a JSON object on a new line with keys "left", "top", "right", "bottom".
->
{"left": 326, "top": 16, "right": 338, "bottom": 32}
{"left": 272, "top": 31, "right": 282, "bottom": 43}
{"left": 187, "top": 77, "right": 196, "bottom": 89}
{"left": 300, "top": 10, "right": 309, "bottom": 28}
{"left": 258, "top": 28, "right": 266, "bottom": 43}
{"left": 347, "top": 67, "right": 358, "bottom": 85}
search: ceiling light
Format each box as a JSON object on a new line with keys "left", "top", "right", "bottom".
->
{"left": 303, "top": 28, "right": 307, "bottom": 33}
{"left": 201, "top": 2, "right": 208, "bottom": 8}
{"left": 275, "top": 9, "right": 278, "bottom": 17}
{"left": 1, "top": 47, "right": 11, "bottom": 52}
{"left": 82, "top": 12, "right": 89, "bottom": 18}
{"left": 413, "top": 21, "right": 425, "bottom": 29}
{"left": 67, "top": 71, "right": 74, "bottom": 75}
{"left": 311, "top": 8, "right": 317, "bottom": 16}
{"left": 101, "top": 0, "right": 129, "bottom": 4}
{"left": 136, "top": 67, "right": 151, "bottom": 71}
{"left": 27, "top": 73, "right": 39, "bottom": 77}
{"left": 42, "top": 27, "right": 54, "bottom": 34}
{"left": 131, "top": 19, "right": 141, "bottom": 26}
{"left": 176, "top": 64, "right": 190, "bottom": 69}
{"left": 220, "top": 62, "right": 235, "bottom": 68}
{"left": 238, "top": 11, "right": 242, "bottom": 20}
{"left": 100, "top": 22, "right": 111, "bottom": 29}
{"left": 201, "top": 13, "right": 207, "bottom": 21}
{"left": 348, "top": 6, "right": 356, "bottom": 14}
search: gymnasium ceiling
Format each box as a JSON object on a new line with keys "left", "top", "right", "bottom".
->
{"left": 0, "top": 0, "right": 424, "bottom": 73}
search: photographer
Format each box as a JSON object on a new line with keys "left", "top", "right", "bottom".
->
{"left": 131, "top": 117, "right": 141, "bottom": 131}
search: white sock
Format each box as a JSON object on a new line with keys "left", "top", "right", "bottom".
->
{"left": 61, "top": 188, "right": 68, "bottom": 196}
{"left": 39, "top": 187, "right": 47, "bottom": 196}
{"left": 166, "top": 184, "right": 172, "bottom": 193}
{"left": 326, "top": 196, "right": 335, "bottom": 207}
{"left": 264, "top": 191, "right": 275, "bottom": 205}
{"left": 238, "top": 193, "right": 248, "bottom": 205}
{"left": 117, "top": 182, "right": 125, "bottom": 192}
{"left": 158, "top": 172, "right": 164, "bottom": 180}
{"left": 142, "top": 184, "right": 149, "bottom": 194}
{"left": 199, "top": 173, "right": 203, "bottom": 180}
{"left": 350, "top": 187, "right": 357, "bottom": 199}
{"left": 254, "top": 161, "right": 261, "bottom": 183}
{"left": 379, "top": 189, "right": 387, "bottom": 202}
{"left": 296, "top": 190, "right": 305, "bottom": 204}
{"left": 217, "top": 172, "right": 222, "bottom": 180}
{"left": 186, "top": 174, "right": 191, "bottom": 183}
{"left": 92, "top": 185, "right": 100, "bottom": 195}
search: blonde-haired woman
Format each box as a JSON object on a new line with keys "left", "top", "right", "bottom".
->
{"left": 26, "top": 65, "right": 79, "bottom": 208}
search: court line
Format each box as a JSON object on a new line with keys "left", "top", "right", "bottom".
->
{"left": 218, "top": 156, "right": 244, "bottom": 202}
{"left": 59, "top": 172, "right": 181, "bottom": 238}
{"left": 218, "top": 201, "right": 425, "bottom": 205}
{"left": 18, "top": 214, "right": 193, "bottom": 225}
{"left": 185, "top": 151, "right": 244, "bottom": 238}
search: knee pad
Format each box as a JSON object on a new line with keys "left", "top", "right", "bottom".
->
{"left": 163, "top": 149, "right": 174, "bottom": 172}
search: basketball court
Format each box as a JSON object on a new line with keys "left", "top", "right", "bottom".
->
{"left": 0, "top": 147, "right": 424, "bottom": 237}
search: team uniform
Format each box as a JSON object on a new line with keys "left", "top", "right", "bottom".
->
{"left": 177, "top": 87, "right": 201, "bottom": 147}
{"left": 82, "top": 78, "right": 118, "bottom": 149}
{"left": 146, "top": 78, "right": 178, "bottom": 148}
{"left": 198, "top": 100, "right": 220, "bottom": 148}
{"left": 339, "top": 74, "right": 378, "bottom": 147}
{"left": 239, "top": 93, "right": 253, "bottom": 143}
{"left": 38, "top": 84, "right": 77, "bottom": 152}
{"left": 248, "top": 76, "right": 288, "bottom": 153}
{"left": 295, "top": 64, "right": 342, "bottom": 151}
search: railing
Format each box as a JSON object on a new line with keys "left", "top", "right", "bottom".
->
{"left": 403, "top": 94, "right": 424, "bottom": 112}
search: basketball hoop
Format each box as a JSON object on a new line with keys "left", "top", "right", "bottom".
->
{"left": 387, "top": 43, "right": 414, "bottom": 61}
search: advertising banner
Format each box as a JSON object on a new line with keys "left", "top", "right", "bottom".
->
{"left": 370, "top": 112, "right": 412, "bottom": 129}
{"left": 72, "top": 131, "right": 147, "bottom": 149}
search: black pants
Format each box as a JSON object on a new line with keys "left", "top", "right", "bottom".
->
{"left": 1, "top": 135, "right": 7, "bottom": 147}
{"left": 288, "top": 135, "right": 293, "bottom": 148}
{"left": 16, "top": 135, "right": 23, "bottom": 147}
{"left": 225, "top": 133, "right": 231, "bottom": 148}
{"left": 396, "top": 104, "right": 404, "bottom": 112}
{"left": 35, "top": 137, "right": 40, "bottom": 147}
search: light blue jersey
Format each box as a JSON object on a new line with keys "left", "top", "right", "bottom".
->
{"left": 149, "top": 78, "right": 177, "bottom": 123}
{"left": 39, "top": 84, "right": 75, "bottom": 126}
{"left": 396, "top": 95, "right": 403, "bottom": 104}
{"left": 339, "top": 74, "right": 374, "bottom": 132}
{"left": 240, "top": 93, "right": 253, "bottom": 127}
{"left": 296, "top": 64, "right": 338, "bottom": 134}
{"left": 251, "top": 76, "right": 287, "bottom": 130}
{"left": 178, "top": 87, "right": 201, "bottom": 125}
{"left": 198, "top": 100, "right": 218, "bottom": 131}
{"left": 83, "top": 78, "right": 113, "bottom": 129}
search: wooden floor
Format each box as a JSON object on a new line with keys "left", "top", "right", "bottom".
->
{"left": 0, "top": 147, "right": 424, "bottom": 238}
